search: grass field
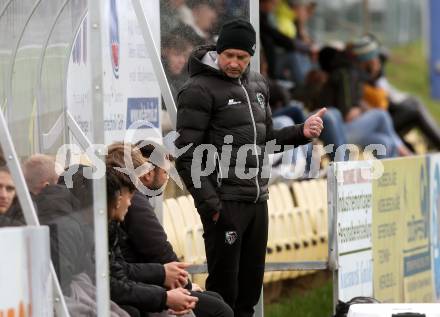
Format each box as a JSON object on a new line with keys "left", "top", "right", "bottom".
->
{"left": 264, "top": 278, "right": 333, "bottom": 317}
{"left": 264, "top": 41, "right": 440, "bottom": 317}
{"left": 386, "top": 42, "right": 440, "bottom": 123}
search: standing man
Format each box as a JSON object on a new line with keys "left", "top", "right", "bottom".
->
{"left": 175, "top": 19, "right": 325, "bottom": 317}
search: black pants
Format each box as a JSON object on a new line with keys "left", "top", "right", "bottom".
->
{"left": 200, "top": 201, "right": 269, "bottom": 317}
{"left": 192, "top": 290, "right": 234, "bottom": 317}
{"left": 121, "top": 305, "right": 143, "bottom": 317}
{"left": 389, "top": 97, "right": 440, "bottom": 149}
{"left": 125, "top": 290, "right": 232, "bottom": 317}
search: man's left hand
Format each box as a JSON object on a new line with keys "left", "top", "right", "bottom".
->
{"left": 303, "top": 107, "right": 326, "bottom": 139}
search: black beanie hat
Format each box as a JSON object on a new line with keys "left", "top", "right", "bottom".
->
{"left": 216, "top": 19, "right": 256, "bottom": 56}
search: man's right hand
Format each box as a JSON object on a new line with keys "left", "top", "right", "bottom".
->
{"left": 164, "top": 262, "right": 189, "bottom": 289}
{"left": 166, "top": 288, "right": 198, "bottom": 315}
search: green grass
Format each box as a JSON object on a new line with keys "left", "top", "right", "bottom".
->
{"left": 386, "top": 42, "right": 440, "bottom": 123}
{"left": 264, "top": 280, "right": 333, "bottom": 317}
{"left": 264, "top": 41, "right": 440, "bottom": 317}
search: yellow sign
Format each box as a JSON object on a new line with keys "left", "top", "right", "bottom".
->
{"left": 372, "top": 159, "right": 405, "bottom": 302}
{"left": 372, "top": 157, "right": 433, "bottom": 302}
{"left": 402, "top": 157, "right": 432, "bottom": 302}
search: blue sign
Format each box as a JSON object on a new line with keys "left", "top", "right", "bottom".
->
{"left": 431, "top": 158, "right": 440, "bottom": 300}
{"left": 126, "top": 98, "right": 160, "bottom": 129}
{"left": 430, "top": 0, "right": 440, "bottom": 100}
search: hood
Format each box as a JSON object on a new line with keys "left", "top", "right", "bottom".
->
{"left": 188, "top": 45, "right": 250, "bottom": 79}
{"left": 188, "top": 45, "right": 223, "bottom": 77}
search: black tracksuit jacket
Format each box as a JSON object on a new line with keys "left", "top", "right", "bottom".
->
{"left": 175, "top": 45, "right": 310, "bottom": 218}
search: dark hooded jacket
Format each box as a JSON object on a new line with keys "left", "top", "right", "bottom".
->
{"left": 33, "top": 184, "right": 94, "bottom": 295}
{"left": 120, "top": 190, "right": 179, "bottom": 264}
{"left": 175, "top": 45, "right": 310, "bottom": 218}
{"left": 108, "top": 221, "right": 168, "bottom": 312}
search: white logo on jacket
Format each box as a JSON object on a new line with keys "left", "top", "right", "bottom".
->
{"left": 256, "top": 93, "right": 265, "bottom": 109}
{"left": 225, "top": 231, "right": 238, "bottom": 245}
{"left": 227, "top": 99, "right": 242, "bottom": 106}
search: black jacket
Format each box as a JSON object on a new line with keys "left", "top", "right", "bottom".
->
{"left": 121, "top": 191, "right": 178, "bottom": 264}
{"left": 109, "top": 221, "right": 168, "bottom": 312}
{"left": 176, "top": 45, "right": 310, "bottom": 218}
{"left": 319, "top": 52, "right": 369, "bottom": 118}
{"left": 34, "top": 185, "right": 94, "bottom": 295}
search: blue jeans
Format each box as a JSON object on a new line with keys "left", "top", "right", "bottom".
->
{"left": 313, "top": 108, "right": 401, "bottom": 160}
{"left": 319, "top": 108, "right": 348, "bottom": 161}
{"left": 275, "top": 51, "right": 313, "bottom": 85}
{"left": 345, "top": 109, "right": 402, "bottom": 158}
{"left": 275, "top": 107, "right": 348, "bottom": 162}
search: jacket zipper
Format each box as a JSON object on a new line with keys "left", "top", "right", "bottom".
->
{"left": 239, "top": 78, "right": 260, "bottom": 203}
{"left": 214, "top": 151, "right": 222, "bottom": 187}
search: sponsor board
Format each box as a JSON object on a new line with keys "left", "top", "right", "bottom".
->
{"left": 0, "top": 227, "right": 52, "bottom": 316}
{"left": 334, "top": 161, "right": 374, "bottom": 301}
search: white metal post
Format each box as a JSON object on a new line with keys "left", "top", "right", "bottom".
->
{"left": 88, "top": 0, "right": 111, "bottom": 316}
{"left": 249, "top": 1, "right": 263, "bottom": 316}
{"left": 327, "top": 163, "right": 339, "bottom": 313}
{"left": 250, "top": 0, "right": 260, "bottom": 74}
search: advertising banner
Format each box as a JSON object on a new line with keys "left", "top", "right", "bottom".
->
{"left": 372, "top": 157, "right": 432, "bottom": 302}
{"left": 401, "top": 157, "right": 432, "bottom": 302}
{"left": 334, "top": 161, "right": 374, "bottom": 301}
{"left": 0, "top": 227, "right": 52, "bottom": 317}
{"left": 372, "top": 158, "right": 405, "bottom": 302}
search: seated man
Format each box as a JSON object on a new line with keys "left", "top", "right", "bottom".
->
{"left": 106, "top": 142, "right": 178, "bottom": 265}
{"left": 22, "top": 154, "right": 60, "bottom": 196}
{"left": 105, "top": 143, "right": 233, "bottom": 317}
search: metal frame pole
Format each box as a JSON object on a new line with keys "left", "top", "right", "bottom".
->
{"left": 129, "top": 0, "right": 165, "bottom": 227}
{"left": 66, "top": 111, "right": 93, "bottom": 150}
{"left": 250, "top": 0, "right": 260, "bottom": 74}
{"left": 327, "top": 163, "right": 339, "bottom": 313}
{"left": 131, "top": 0, "right": 177, "bottom": 130}
{"left": 88, "top": 0, "right": 110, "bottom": 315}
{"left": 362, "top": 0, "right": 370, "bottom": 35}
{"left": 249, "top": 1, "right": 263, "bottom": 315}
{"left": 187, "top": 261, "right": 327, "bottom": 274}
